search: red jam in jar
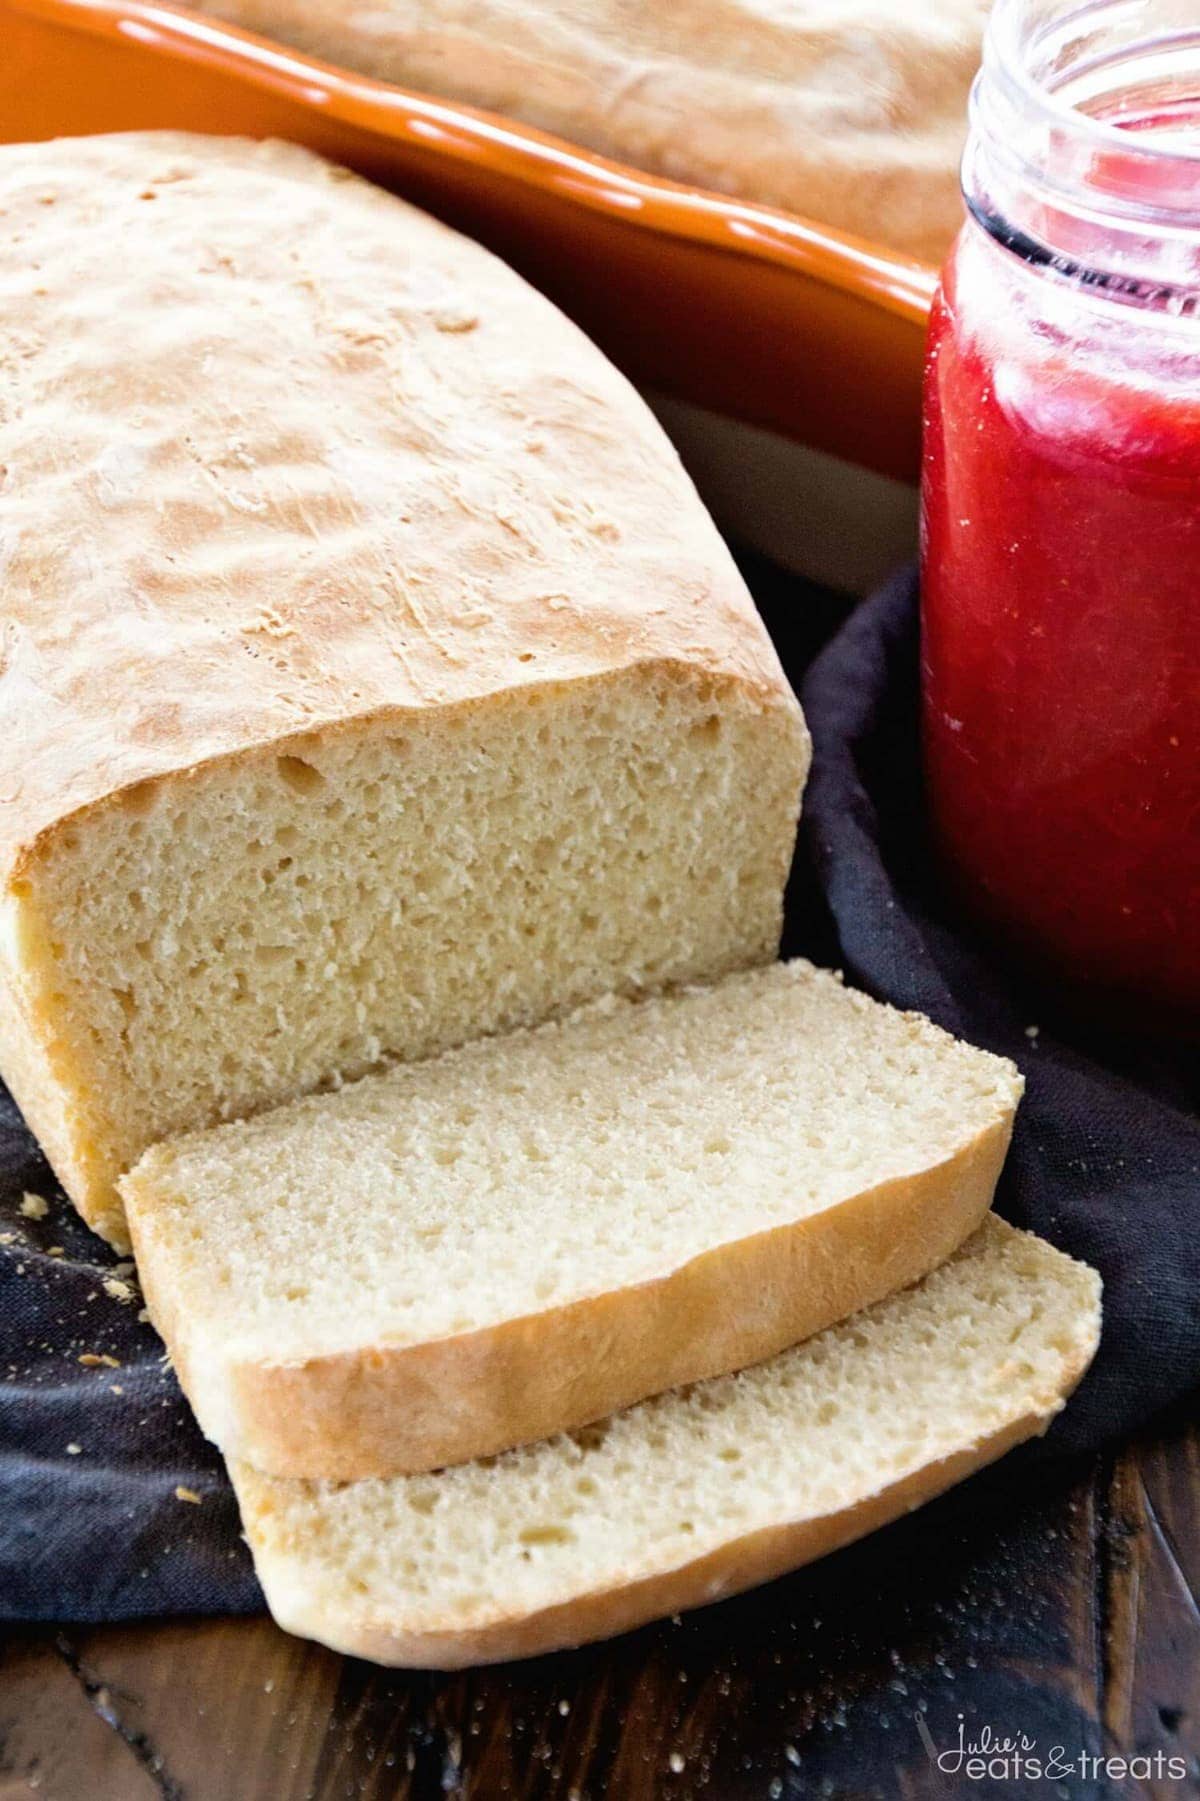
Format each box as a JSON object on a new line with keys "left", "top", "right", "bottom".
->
{"left": 921, "top": 0, "right": 1200, "bottom": 1022}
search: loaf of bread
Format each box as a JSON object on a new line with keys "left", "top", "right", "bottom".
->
{"left": 0, "top": 132, "right": 806, "bottom": 1247}
{"left": 188, "top": 0, "right": 988, "bottom": 261}
{"left": 122, "top": 960, "right": 1022, "bottom": 1477}
{"left": 230, "top": 1217, "right": 1101, "bottom": 1667}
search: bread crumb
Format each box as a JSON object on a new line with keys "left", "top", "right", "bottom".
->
{"left": 110, "top": 1384, "right": 124, "bottom": 1395}
{"left": 48, "top": 1246, "right": 64, "bottom": 1257}
{"left": 138, "top": 1307, "right": 150, "bottom": 1323}
{"left": 103, "top": 1277, "right": 136, "bottom": 1304}
{"left": 175, "top": 1486, "right": 202, "bottom": 1505}
{"left": 66, "top": 1443, "right": 81, "bottom": 1455}
{"left": 20, "top": 1193, "right": 49, "bottom": 1219}
{"left": 112, "top": 1261, "right": 137, "bottom": 1279}
{"left": 0, "top": 1232, "right": 15, "bottom": 1245}
{"left": 79, "top": 1352, "right": 121, "bottom": 1369}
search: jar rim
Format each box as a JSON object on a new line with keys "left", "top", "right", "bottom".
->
{"left": 981, "top": 0, "right": 1200, "bottom": 217}
{"left": 966, "top": 0, "right": 1200, "bottom": 309}
{"left": 965, "top": 0, "right": 1196, "bottom": 288}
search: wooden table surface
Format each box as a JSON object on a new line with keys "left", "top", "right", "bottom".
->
{"left": 3, "top": 1400, "right": 1198, "bottom": 1801}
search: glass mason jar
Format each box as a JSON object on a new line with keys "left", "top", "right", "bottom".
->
{"left": 921, "top": 0, "right": 1200, "bottom": 1025}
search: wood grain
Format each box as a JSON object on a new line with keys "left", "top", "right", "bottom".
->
{"left": 3, "top": 1405, "right": 1197, "bottom": 1800}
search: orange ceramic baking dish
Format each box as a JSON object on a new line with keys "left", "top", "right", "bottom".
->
{"left": 0, "top": 0, "right": 937, "bottom": 480}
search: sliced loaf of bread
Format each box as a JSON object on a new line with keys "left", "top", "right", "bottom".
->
{"left": 0, "top": 132, "right": 805, "bottom": 1247}
{"left": 122, "top": 961, "right": 1022, "bottom": 1479}
{"left": 230, "top": 1217, "right": 1101, "bottom": 1667}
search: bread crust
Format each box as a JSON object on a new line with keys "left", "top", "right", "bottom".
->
{"left": 230, "top": 1333, "right": 1097, "bottom": 1669}
{"left": 0, "top": 131, "right": 796, "bottom": 888}
{"left": 0, "top": 954, "right": 97, "bottom": 1216}
{"left": 127, "top": 1111, "right": 1014, "bottom": 1478}
{"left": 188, "top": 0, "right": 988, "bottom": 261}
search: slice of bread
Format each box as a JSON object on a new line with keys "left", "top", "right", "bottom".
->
{"left": 0, "top": 132, "right": 805, "bottom": 1247}
{"left": 229, "top": 1217, "right": 1101, "bottom": 1668}
{"left": 122, "top": 961, "right": 1022, "bottom": 1479}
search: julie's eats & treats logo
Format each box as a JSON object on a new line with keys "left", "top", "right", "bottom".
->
{"left": 915, "top": 1713, "right": 1189, "bottom": 1786}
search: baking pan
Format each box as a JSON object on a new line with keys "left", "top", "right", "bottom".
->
{"left": 0, "top": 0, "right": 937, "bottom": 481}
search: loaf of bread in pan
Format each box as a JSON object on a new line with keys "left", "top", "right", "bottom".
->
{"left": 121, "top": 960, "right": 1022, "bottom": 1478}
{"left": 0, "top": 132, "right": 806, "bottom": 1246}
{"left": 188, "top": 0, "right": 988, "bottom": 261}
{"left": 229, "top": 1217, "right": 1101, "bottom": 1668}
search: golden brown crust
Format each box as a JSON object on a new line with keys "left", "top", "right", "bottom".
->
{"left": 134, "top": 1115, "right": 1014, "bottom": 1479}
{"left": 0, "top": 956, "right": 91, "bottom": 1216}
{"left": 189, "top": 0, "right": 988, "bottom": 261}
{"left": 232, "top": 1372, "right": 1091, "bottom": 1669}
{"left": 0, "top": 132, "right": 794, "bottom": 886}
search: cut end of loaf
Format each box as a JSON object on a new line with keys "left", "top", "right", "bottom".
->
{"left": 11, "top": 667, "right": 805, "bottom": 1243}
{"left": 230, "top": 1217, "right": 1101, "bottom": 1668}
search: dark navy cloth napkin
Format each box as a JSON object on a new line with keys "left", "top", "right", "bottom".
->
{"left": 0, "top": 1087, "right": 261, "bottom": 1620}
{"left": 1, "top": 561, "right": 1196, "bottom": 1623}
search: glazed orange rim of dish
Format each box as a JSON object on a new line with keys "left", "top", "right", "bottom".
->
{"left": 13, "top": 0, "right": 937, "bottom": 326}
